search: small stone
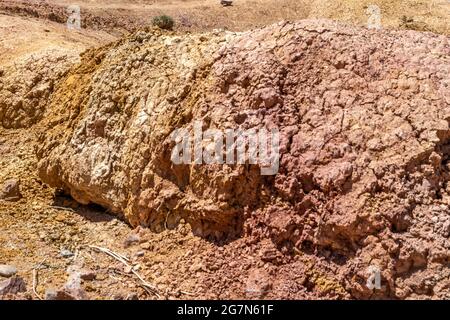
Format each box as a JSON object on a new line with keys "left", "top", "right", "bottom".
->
{"left": 140, "top": 242, "right": 152, "bottom": 250}
{"left": 0, "top": 264, "right": 17, "bottom": 278}
{"left": 259, "top": 248, "right": 280, "bottom": 262}
{"left": 80, "top": 270, "right": 96, "bottom": 281}
{"left": 55, "top": 213, "right": 66, "bottom": 222}
{"left": 0, "top": 276, "right": 26, "bottom": 295}
{"left": 0, "top": 179, "right": 22, "bottom": 201}
{"left": 124, "top": 265, "right": 133, "bottom": 274}
{"left": 126, "top": 293, "right": 139, "bottom": 300}
{"left": 60, "top": 249, "right": 74, "bottom": 258}
{"left": 123, "top": 234, "right": 140, "bottom": 248}
{"left": 63, "top": 271, "right": 87, "bottom": 300}
{"left": 443, "top": 220, "right": 450, "bottom": 237}
{"left": 44, "top": 289, "right": 59, "bottom": 300}
{"left": 44, "top": 289, "right": 76, "bottom": 300}
{"left": 112, "top": 293, "right": 125, "bottom": 300}
{"left": 135, "top": 250, "right": 145, "bottom": 257}
{"left": 132, "top": 264, "right": 141, "bottom": 271}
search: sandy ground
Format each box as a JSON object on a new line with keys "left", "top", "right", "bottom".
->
{"left": 0, "top": 13, "right": 115, "bottom": 66}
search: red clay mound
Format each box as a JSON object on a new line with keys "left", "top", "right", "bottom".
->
{"left": 36, "top": 20, "right": 449, "bottom": 299}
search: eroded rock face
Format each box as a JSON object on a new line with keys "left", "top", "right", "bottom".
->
{"left": 37, "top": 20, "right": 449, "bottom": 298}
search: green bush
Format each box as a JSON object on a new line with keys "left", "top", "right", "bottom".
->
{"left": 152, "top": 15, "right": 175, "bottom": 30}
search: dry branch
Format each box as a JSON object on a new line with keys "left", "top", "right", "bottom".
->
{"left": 88, "top": 245, "right": 160, "bottom": 298}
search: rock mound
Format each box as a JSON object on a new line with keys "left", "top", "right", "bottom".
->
{"left": 36, "top": 20, "right": 449, "bottom": 298}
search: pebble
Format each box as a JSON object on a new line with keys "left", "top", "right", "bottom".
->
{"left": 0, "top": 276, "right": 26, "bottom": 295}
{"left": 124, "top": 265, "right": 133, "bottom": 274}
{"left": 140, "top": 242, "right": 152, "bottom": 250}
{"left": 60, "top": 249, "right": 74, "bottom": 258}
{"left": 45, "top": 289, "right": 76, "bottom": 300}
{"left": 0, "top": 264, "right": 17, "bottom": 278}
{"left": 135, "top": 250, "right": 145, "bottom": 257}
{"left": 123, "top": 234, "right": 140, "bottom": 248}
{"left": 126, "top": 293, "right": 139, "bottom": 300}
{"left": 79, "top": 270, "right": 96, "bottom": 281}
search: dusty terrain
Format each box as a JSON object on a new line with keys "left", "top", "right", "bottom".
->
{"left": 0, "top": 0, "right": 449, "bottom": 300}
{"left": 1, "top": 0, "right": 449, "bottom": 34}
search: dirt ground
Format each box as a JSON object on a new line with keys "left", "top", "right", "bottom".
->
{"left": 0, "top": 0, "right": 449, "bottom": 300}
